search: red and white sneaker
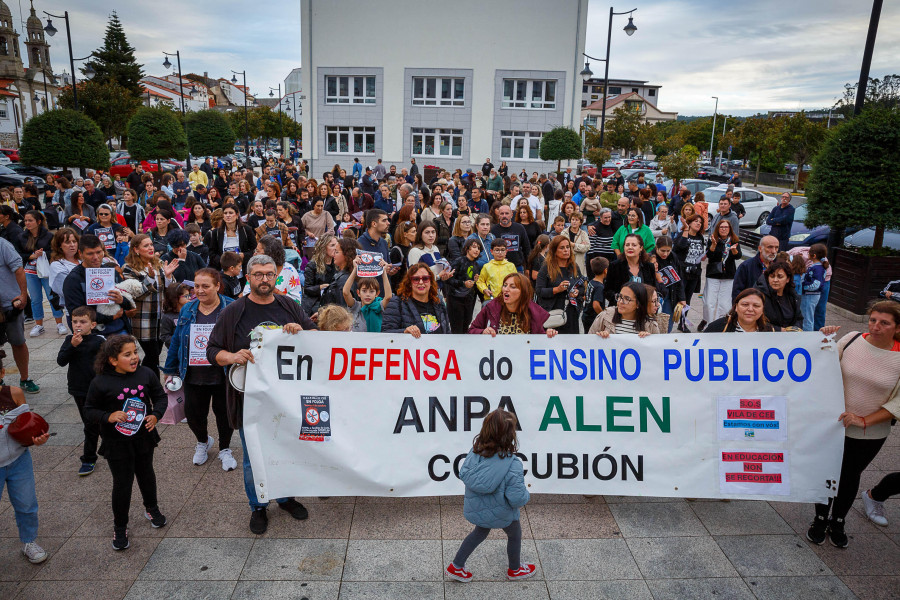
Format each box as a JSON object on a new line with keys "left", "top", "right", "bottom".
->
{"left": 507, "top": 564, "right": 536, "bottom": 580}
{"left": 446, "top": 563, "right": 473, "bottom": 582}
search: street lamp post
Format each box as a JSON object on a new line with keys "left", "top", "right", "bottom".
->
{"left": 709, "top": 96, "right": 719, "bottom": 161}
{"left": 42, "top": 10, "right": 79, "bottom": 109}
{"left": 269, "top": 84, "right": 283, "bottom": 157}
{"left": 231, "top": 70, "right": 250, "bottom": 169}
{"left": 163, "top": 50, "right": 191, "bottom": 170}
{"left": 579, "top": 7, "right": 637, "bottom": 150}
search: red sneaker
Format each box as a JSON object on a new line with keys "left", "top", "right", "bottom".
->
{"left": 507, "top": 564, "right": 536, "bottom": 580}
{"left": 446, "top": 563, "right": 473, "bottom": 582}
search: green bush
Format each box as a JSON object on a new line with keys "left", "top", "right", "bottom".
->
{"left": 20, "top": 109, "right": 109, "bottom": 170}
{"left": 126, "top": 107, "right": 188, "bottom": 162}
{"left": 185, "top": 110, "right": 237, "bottom": 157}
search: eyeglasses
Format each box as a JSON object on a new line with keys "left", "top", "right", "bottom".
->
{"left": 410, "top": 276, "right": 431, "bottom": 283}
{"left": 651, "top": 298, "right": 661, "bottom": 305}
{"left": 250, "top": 272, "right": 277, "bottom": 281}
{"left": 615, "top": 293, "right": 635, "bottom": 304}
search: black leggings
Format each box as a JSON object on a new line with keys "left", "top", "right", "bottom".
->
{"left": 452, "top": 520, "right": 522, "bottom": 570}
{"left": 683, "top": 275, "right": 701, "bottom": 306}
{"left": 815, "top": 436, "right": 886, "bottom": 521}
{"left": 447, "top": 294, "right": 477, "bottom": 334}
{"left": 139, "top": 339, "right": 162, "bottom": 377}
{"left": 107, "top": 447, "right": 157, "bottom": 528}
{"left": 72, "top": 395, "right": 100, "bottom": 464}
{"left": 871, "top": 472, "right": 900, "bottom": 502}
{"left": 184, "top": 382, "right": 233, "bottom": 450}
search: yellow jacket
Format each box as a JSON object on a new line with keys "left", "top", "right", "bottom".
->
{"left": 476, "top": 259, "right": 517, "bottom": 299}
{"left": 188, "top": 170, "right": 208, "bottom": 190}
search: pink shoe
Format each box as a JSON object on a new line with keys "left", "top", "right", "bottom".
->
{"left": 446, "top": 562, "right": 473, "bottom": 582}
{"left": 507, "top": 564, "right": 536, "bottom": 580}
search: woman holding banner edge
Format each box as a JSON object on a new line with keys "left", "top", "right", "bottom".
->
{"left": 807, "top": 300, "right": 900, "bottom": 548}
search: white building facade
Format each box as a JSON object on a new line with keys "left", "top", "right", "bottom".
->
{"left": 300, "top": 0, "right": 588, "bottom": 174}
{"left": 580, "top": 78, "right": 661, "bottom": 108}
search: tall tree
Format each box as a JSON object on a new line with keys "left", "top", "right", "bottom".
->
{"left": 126, "top": 107, "right": 188, "bottom": 174}
{"left": 806, "top": 106, "right": 900, "bottom": 250}
{"left": 773, "top": 112, "right": 829, "bottom": 191}
{"left": 538, "top": 126, "right": 582, "bottom": 173}
{"left": 832, "top": 74, "right": 900, "bottom": 118}
{"left": 658, "top": 145, "right": 699, "bottom": 190}
{"left": 726, "top": 117, "right": 774, "bottom": 186}
{"left": 20, "top": 109, "right": 109, "bottom": 172}
{"left": 185, "top": 110, "right": 237, "bottom": 157}
{"left": 604, "top": 106, "right": 644, "bottom": 156}
{"left": 84, "top": 11, "right": 145, "bottom": 97}
{"left": 57, "top": 80, "right": 141, "bottom": 147}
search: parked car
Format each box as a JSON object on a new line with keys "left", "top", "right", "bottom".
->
{"left": 843, "top": 228, "right": 900, "bottom": 252}
{"left": 600, "top": 162, "right": 618, "bottom": 178}
{"left": 699, "top": 185, "right": 778, "bottom": 227}
{"left": 109, "top": 150, "right": 128, "bottom": 161}
{"left": 8, "top": 164, "right": 62, "bottom": 178}
{"left": 659, "top": 178, "right": 719, "bottom": 198}
{"left": 696, "top": 165, "right": 730, "bottom": 183}
{"left": 621, "top": 169, "right": 659, "bottom": 183}
{"left": 0, "top": 148, "right": 19, "bottom": 162}
{"left": 576, "top": 160, "right": 596, "bottom": 176}
{"left": 0, "top": 164, "right": 44, "bottom": 190}
{"left": 232, "top": 151, "right": 262, "bottom": 168}
{"left": 109, "top": 155, "right": 181, "bottom": 178}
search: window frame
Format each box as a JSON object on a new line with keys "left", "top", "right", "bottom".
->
{"left": 411, "top": 77, "right": 465, "bottom": 107}
{"left": 501, "top": 79, "right": 556, "bottom": 110}
{"left": 499, "top": 130, "right": 544, "bottom": 161}
{"left": 324, "top": 75, "right": 376, "bottom": 105}
{"left": 410, "top": 127, "right": 463, "bottom": 158}
{"left": 325, "top": 125, "right": 376, "bottom": 155}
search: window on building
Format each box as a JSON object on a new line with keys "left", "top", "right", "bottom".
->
{"left": 581, "top": 100, "right": 587, "bottom": 107}
{"left": 592, "top": 85, "right": 602, "bottom": 94}
{"left": 0, "top": 98, "right": 7, "bottom": 119}
{"left": 325, "top": 76, "right": 376, "bottom": 104}
{"left": 632, "top": 87, "right": 638, "bottom": 93}
{"left": 500, "top": 130, "right": 544, "bottom": 160}
{"left": 411, "top": 128, "right": 463, "bottom": 157}
{"left": 608, "top": 86, "right": 621, "bottom": 95}
{"left": 412, "top": 77, "right": 464, "bottom": 106}
{"left": 326, "top": 126, "right": 376, "bottom": 154}
{"left": 582, "top": 85, "right": 588, "bottom": 93}
{"left": 502, "top": 79, "right": 556, "bottom": 110}
{"left": 625, "top": 100, "right": 643, "bottom": 113}
{"left": 0, "top": 37, "right": 6, "bottom": 56}
{"left": 648, "top": 89, "right": 656, "bottom": 97}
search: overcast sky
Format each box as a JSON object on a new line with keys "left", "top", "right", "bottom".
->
{"left": 32, "top": 0, "right": 899, "bottom": 116}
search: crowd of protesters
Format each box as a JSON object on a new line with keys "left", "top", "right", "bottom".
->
{"left": 0, "top": 155, "right": 895, "bottom": 566}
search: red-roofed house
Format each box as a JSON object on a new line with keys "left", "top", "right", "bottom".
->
{"left": 581, "top": 91, "right": 677, "bottom": 128}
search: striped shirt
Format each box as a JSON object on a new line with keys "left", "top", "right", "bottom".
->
{"left": 614, "top": 319, "right": 637, "bottom": 335}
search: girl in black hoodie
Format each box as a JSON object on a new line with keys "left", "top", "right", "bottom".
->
{"left": 446, "top": 239, "right": 482, "bottom": 333}
{"left": 652, "top": 236, "right": 686, "bottom": 332}
{"left": 84, "top": 335, "right": 168, "bottom": 551}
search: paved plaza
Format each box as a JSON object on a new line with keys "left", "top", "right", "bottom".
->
{"left": 0, "top": 300, "right": 897, "bottom": 600}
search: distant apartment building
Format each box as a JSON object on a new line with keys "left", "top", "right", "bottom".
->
{"left": 581, "top": 78, "right": 661, "bottom": 108}
{"left": 300, "top": 0, "right": 589, "bottom": 174}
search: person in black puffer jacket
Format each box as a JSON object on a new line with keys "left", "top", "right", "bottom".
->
{"left": 445, "top": 239, "right": 482, "bottom": 334}
{"left": 381, "top": 263, "right": 450, "bottom": 335}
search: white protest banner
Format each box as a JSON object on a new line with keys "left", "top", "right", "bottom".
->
{"left": 355, "top": 250, "right": 383, "bottom": 278}
{"left": 188, "top": 323, "right": 214, "bottom": 366}
{"left": 85, "top": 268, "right": 115, "bottom": 305}
{"left": 242, "top": 331, "right": 845, "bottom": 503}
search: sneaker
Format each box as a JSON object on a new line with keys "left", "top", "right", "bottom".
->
{"left": 806, "top": 515, "right": 828, "bottom": 545}
{"left": 862, "top": 489, "right": 888, "bottom": 526}
{"left": 828, "top": 517, "right": 849, "bottom": 548}
{"left": 20, "top": 379, "right": 39, "bottom": 394}
{"left": 112, "top": 527, "right": 129, "bottom": 550}
{"left": 277, "top": 498, "right": 309, "bottom": 520}
{"left": 23, "top": 542, "right": 48, "bottom": 564}
{"left": 78, "top": 462, "right": 95, "bottom": 476}
{"left": 697, "top": 320, "right": 707, "bottom": 332}
{"left": 192, "top": 435, "right": 214, "bottom": 465}
{"left": 219, "top": 448, "right": 237, "bottom": 471}
{"left": 249, "top": 508, "right": 268, "bottom": 534}
{"left": 507, "top": 564, "right": 537, "bottom": 581}
{"left": 29, "top": 325, "right": 44, "bottom": 337}
{"left": 145, "top": 507, "right": 167, "bottom": 528}
{"left": 446, "top": 563, "right": 473, "bottom": 582}
{"left": 56, "top": 323, "right": 68, "bottom": 335}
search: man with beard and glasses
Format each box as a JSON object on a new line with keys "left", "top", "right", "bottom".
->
{"left": 732, "top": 235, "right": 780, "bottom": 301}
{"left": 207, "top": 254, "right": 316, "bottom": 535}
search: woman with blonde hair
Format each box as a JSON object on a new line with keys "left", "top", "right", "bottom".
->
{"left": 316, "top": 304, "right": 354, "bottom": 332}
{"left": 123, "top": 233, "right": 179, "bottom": 375}
{"left": 302, "top": 233, "right": 339, "bottom": 316}
{"left": 534, "top": 235, "right": 582, "bottom": 335}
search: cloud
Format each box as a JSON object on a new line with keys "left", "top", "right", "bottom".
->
{"left": 33, "top": 0, "right": 900, "bottom": 116}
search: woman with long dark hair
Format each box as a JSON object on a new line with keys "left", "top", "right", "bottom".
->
{"left": 204, "top": 203, "right": 255, "bottom": 271}
{"left": 604, "top": 233, "right": 658, "bottom": 306}
{"left": 755, "top": 261, "right": 802, "bottom": 329}
{"left": 21, "top": 210, "right": 65, "bottom": 336}
{"left": 704, "top": 288, "right": 778, "bottom": 333}
{"left": 589, "top": 281, "right": 660, "bottom": 336}
{"left": 534, "top": 235, "right": 582, "bottom": 335}
{"left": 469, "top": 272, "right": 557, "bottom": 337}
{"left": 382, "top": 263, "right": 451, "bottom": 336}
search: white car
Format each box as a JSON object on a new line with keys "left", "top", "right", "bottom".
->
{"left": 697, "top": 185, "right": 778, "bottom": 228}
{"left": 0, "top": 154, "right": 10, "bottom": 165}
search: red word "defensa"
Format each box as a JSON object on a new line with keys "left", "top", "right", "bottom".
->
{"left": 329, "top": 348, "right": 461, "bottom": 381}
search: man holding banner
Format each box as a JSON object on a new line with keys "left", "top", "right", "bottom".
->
{"left": 206, "top": 254, "right": 316, "bottom": 535}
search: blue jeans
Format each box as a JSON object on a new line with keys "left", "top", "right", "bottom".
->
{"left": 814, "top": 280, "right": 830, "bottom": 331}
{"left": 26, "top": 273, "right": 62, "bottom": 321}
{"left": 801, "top": 293, "right": 820, "bottom": 331}
{"left": 0, "top": 450, "right": 38, "bottom": 543}
{"left": 238, "top": 428, "right": 289, "bottom": 510}
{"left": 660, "top": 296, "right": 675, "bottom": 333}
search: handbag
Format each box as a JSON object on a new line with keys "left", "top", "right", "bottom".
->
{"left": 544, "top": 309, "right": 567, "bottom": 329}
{"left": 35, "top": 253, "right": 50, "bottom": 278}
{"left": 706, "top": 261, "right": 724, "bottom": 276}
{"left": 7, "top": 411, "right": 49, "bottom": 446}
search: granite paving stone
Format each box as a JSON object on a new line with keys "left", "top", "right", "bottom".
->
{"left": 536, "top": 539, "right": 641, "bottom": 580}
{"left": 443, "top": 581, "right": 550, "bottom": 600}
{"left": 123, "top": 580, "right": 238, "bottom": 600}
{"left": 336, "top": 581, "right": 443, "bottom": 599}
{"left": 715, "top": 534, "right": 833, "bottom": 577}
{"left": 241, "top": 538, "right": 347, "bottom": 580}
{"left": 34, "top": 535, "right": 161, "bottom": 581}
{"left": 840, "top": 575, "right": 900, "bottom": 600}
{"left": 136, "top": 537, "right": 253, "bottom": 580}
{"left": 440, "top": 504, "right": 534, "bottom": 540}
{"left": 809, "top": 532, "right": 900, "bottom": 576}
{"left": 342, "top": 540, "right": 443, "bottom": 581}
{"left": 609, "top": 501, "right": 708, "bottom": 537}
{"left": 231, "top": 580, "right": 341, "bottom": 599}
{"left": 627, "top": 536, "right": 738, "bottom": 579}
{"left": 689, "top": 500, "right": 794, "bottom": 535}
{"left": 15, "top": 579, "right": 134, "bottom": 600}
{"left": 645, "top": 577, "right": 755, "bottom": 600}
{"left": 349, "top": 502, "right": 441, "bottom": 539}
{"left": 527, "top": 502, "right": 621, "bottom": 539}
{"left": 546, "top": 580, "right": 653, "bottom": 600}
{"left": 743, "top": 575, "right": 858, "bottom": 600}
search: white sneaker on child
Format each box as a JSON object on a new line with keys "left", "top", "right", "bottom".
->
{"left": 192, "top": 436, "right": 214, "bottom": 465}
{"left": 57, "top": 323, "right": 68, "bottom": 335}
{"left": 23, "top": 542, "right": 47, "bottom": 563}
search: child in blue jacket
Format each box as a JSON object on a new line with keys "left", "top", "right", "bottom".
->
{"left": 446, "top": 409, "right": 534, "bottom": 583}
{"left": 800, "top": 243, "right": 828, "bottom": 331}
